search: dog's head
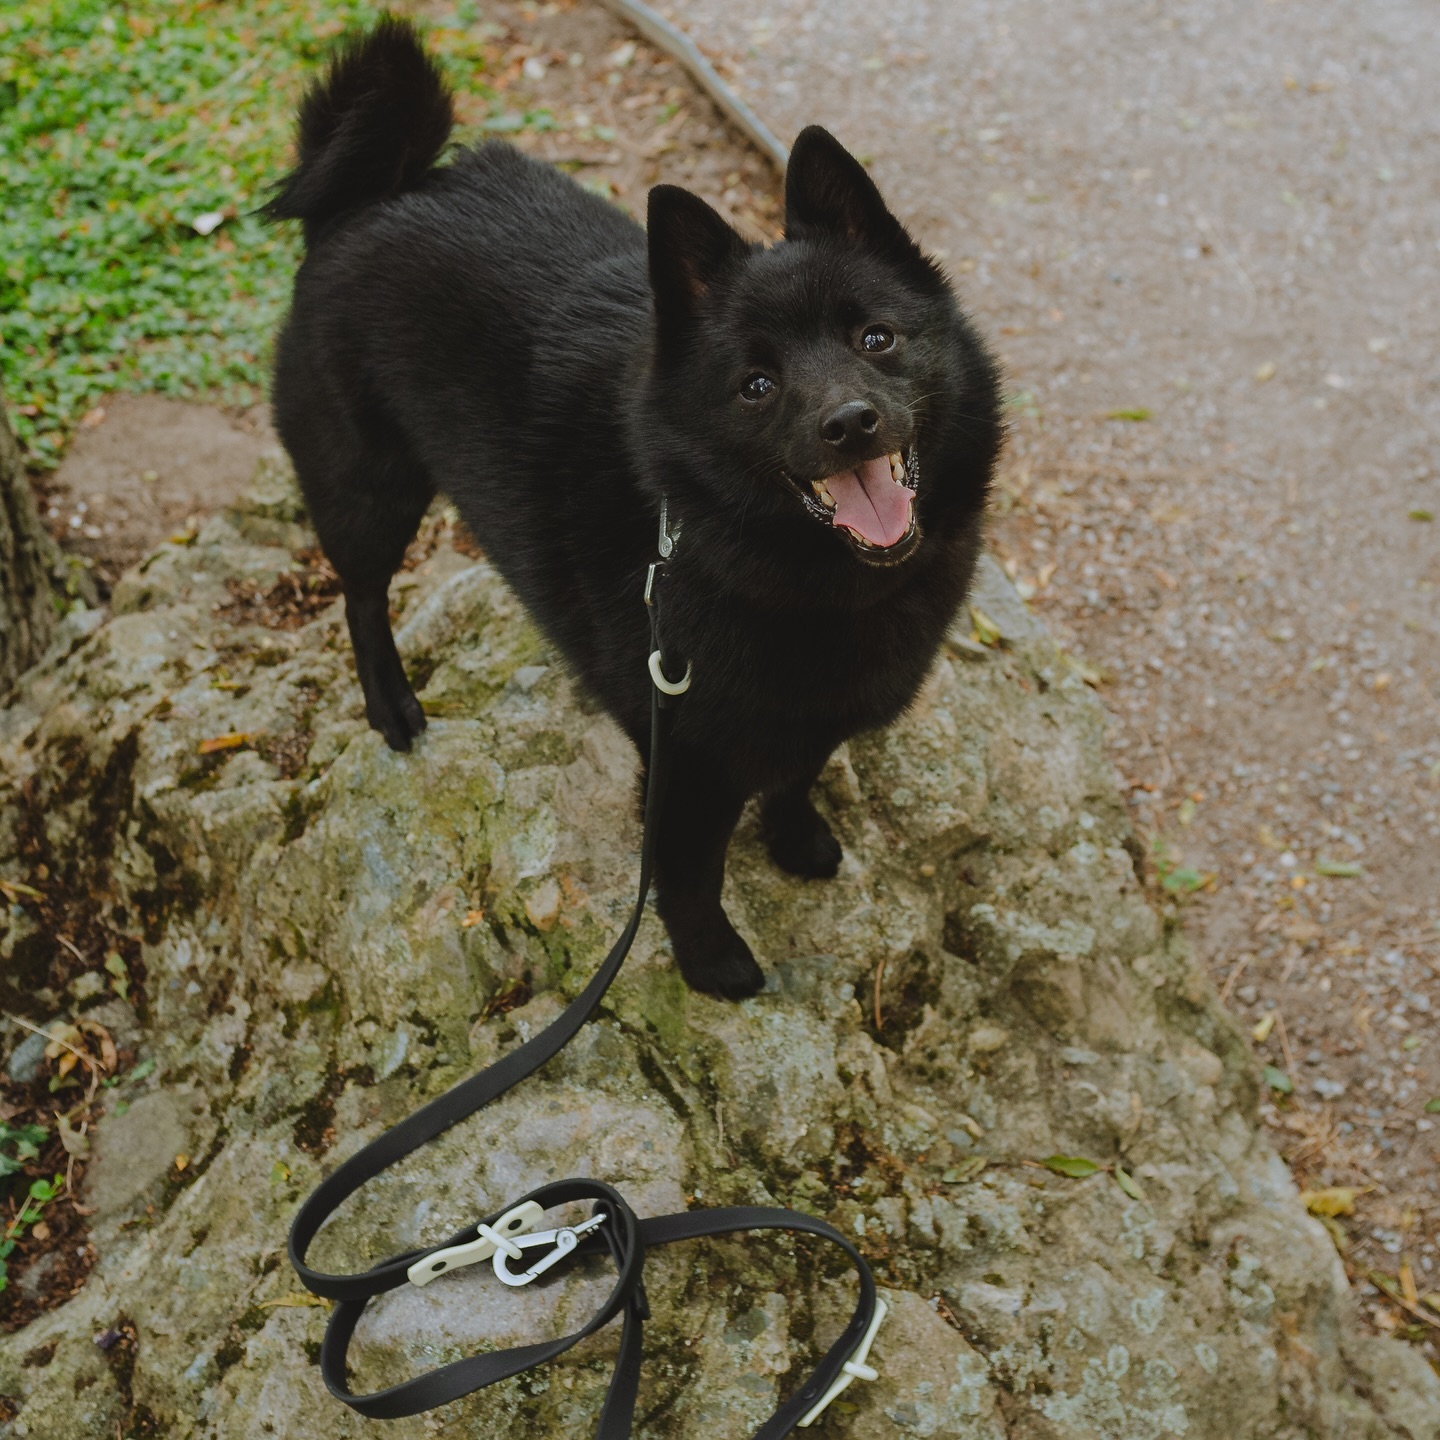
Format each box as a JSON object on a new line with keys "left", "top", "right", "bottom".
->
{"left": 644, "top": 126, "right": 993, "bottom": 570}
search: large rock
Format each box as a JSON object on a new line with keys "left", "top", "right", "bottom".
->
{"left": 1, "top": 467, "right": 1435, "bottom": 1438}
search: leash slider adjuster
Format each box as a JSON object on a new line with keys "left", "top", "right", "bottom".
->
{"left": 796, "top": 1296, "right": 888, "bottom": 1427}
{"left": 406, "top": 1200, "right": 545, "bottom": 1288}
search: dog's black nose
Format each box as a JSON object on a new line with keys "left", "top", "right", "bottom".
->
{"left": 820, "top": 400, "right": 880, "bottom": 447}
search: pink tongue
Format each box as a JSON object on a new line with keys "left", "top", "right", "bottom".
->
{"left": 825, "top": 456, "right": 913, "bottom": 547}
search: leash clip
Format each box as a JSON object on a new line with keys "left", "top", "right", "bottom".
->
{"left": 796, "top": 1297, "right": 888, "bottom": 1427}
{"left": 406, "top": 1200, "right": 545, "bottom": 1288}
{"left": 493, "top": 1213, "right": 608, "bottom": 1288}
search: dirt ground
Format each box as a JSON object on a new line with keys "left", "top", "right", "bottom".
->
{"left": 36, "top": 397, "right": 278, "bottom": 594}
{"left": 24, "top": 0, "right": 1439, "bottom": 1356}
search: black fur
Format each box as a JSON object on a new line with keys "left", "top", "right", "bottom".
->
{"left": 267, "top": 19, "right": 1002, "bottom": 999}
{"left": 259, "top": 14, "right": 454, "bottom": 244}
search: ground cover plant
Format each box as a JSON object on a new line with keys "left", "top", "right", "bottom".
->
{"left": 0, "top": 0, "right": 506, "bottom": 470}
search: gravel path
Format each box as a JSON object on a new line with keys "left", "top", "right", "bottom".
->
{"left": 659, "top": 0, "right": 1440, "bottom": 1353}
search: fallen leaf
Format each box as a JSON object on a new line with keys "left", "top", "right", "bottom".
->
{"left": 0, "top": 878, "right": 44, "bottom": 903}
{"left": 1408, "top": 508, "right": 1434, "bottom": 522}
{"left": 174, "top": 1153, "right": 189, "bottom": 1172}
{"left": 1263, "top": 1064, "right": 1293, "bottom": 1094}
{"left": 1400, "top": 1259, "right": 1419, "bottom": 1307}
{"left": 30, "top": 1220, "right": 51, "bottom": 1241}
{"left": 1254, "top": 361, "right": 1277, "bottom": 383}
{"left": 256, "top": 1293, "right": 329, "bottom": 1310}
{"left": 1114, "top": 1166, "right": 1144, "bottom": 1201}
{"left": 941, "top": 1157, "right": 988, "bottom": 1184}
{"left": 56, "top": 1114, "right": 90, "bottom": 1158}
{"left": 948, "top": 632, "right": 991, "bottom": 658}
{"left": 1161, "top": 865, "right": 1211, "bottom": 895}
{"left": 1300, "top": 1187, "right": 1356, "bottom": 1217}
{"left": 1423, "top": 1097, "right": 1440, "bottom": 1114}
{"left": 1106, "top": 407, "right": 1151, "bottom": 422}
{"left": 44, "top": 1021, "right": 83, "bottom": 1056}
{"left": 78, "top": 1019, "right": 118, "bottom": 1072}
{"left": 1314, "top": 858, "right": 1362, "bottom": 877}
{"left": 1041, "top": 1155, "right": 1101, "bottom": 1178}
{"left": 969, "top": 605, "right": 1003, "bottom": 648}
{"left": 1063, "top": 652, "right": 1106, "bottom": 687}
{"left": 462, "top": 909, "right": 487, "bottom": 929}
{"left": 79, "top": 406, "right": 107, "bottom": 429}
{"left": 1177, "top": 797, "right": 1197, "bottom": 826}
{"left": 197, "top": 732, "right": 259, "bottom": 755}
{"left": 103, "top": 951, "right": 130, "bottom": 1000}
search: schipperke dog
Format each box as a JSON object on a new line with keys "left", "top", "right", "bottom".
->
{"left": 265, "top": 18, "right": 1001, "bottom": 1000}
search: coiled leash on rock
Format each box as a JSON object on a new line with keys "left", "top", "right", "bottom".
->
{"left": 287, "top": 499, "right": 886, "bottom": 1434}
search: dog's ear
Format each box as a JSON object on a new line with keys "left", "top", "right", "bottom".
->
{"left": 648, "top": 185, "right": 749, "bottom": 321}
{"left": 784, "top": 126, "right": 901, "bottom": 246}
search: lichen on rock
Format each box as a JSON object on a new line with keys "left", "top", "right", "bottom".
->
{"left": 1, "top": 465, "right": 1436, "bottom": 1438}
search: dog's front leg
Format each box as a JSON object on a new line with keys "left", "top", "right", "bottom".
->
{"left": 761, "top": 758, "right": 843, "bottom": 879}
{"left": 649, "top": 748, "right": 761, "bottom": 1000}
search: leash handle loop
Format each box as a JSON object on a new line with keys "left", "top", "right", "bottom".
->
{"left": 286, "top": 501, "right": 882, "bottom": 1435}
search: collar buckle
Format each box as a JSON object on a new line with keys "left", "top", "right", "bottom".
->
{"left": 658, "top": 496, "right": 681, "bottom": 558}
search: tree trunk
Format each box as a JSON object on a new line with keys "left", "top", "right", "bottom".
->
{"left": 0, "top": 396, "right": 59, "bottom": 692}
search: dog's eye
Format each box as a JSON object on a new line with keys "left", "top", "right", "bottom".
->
{"left": 740, "top": 373, "right": 777, "bottom": 402}
{"left": 860, "top": 325, "right": 896, "bottom": 353}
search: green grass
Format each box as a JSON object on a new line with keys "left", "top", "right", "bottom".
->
{"left": 0, "top": 0, "right": 501, "bottom": 469}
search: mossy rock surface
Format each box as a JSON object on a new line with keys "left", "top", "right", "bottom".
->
{"left": 1, "top": 471, "right": 1436, "bottom": 1438}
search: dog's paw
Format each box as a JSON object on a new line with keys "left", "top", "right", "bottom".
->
{"left": 366, "top": 688, "right": 428, "bottom": 752}
{"left": 764, "top": 806, "right": 843, "bottom": 880}
{"left": 675, "top": 926, "right": 765, "bottom": 1001}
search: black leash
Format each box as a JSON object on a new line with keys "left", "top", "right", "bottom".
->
{"left": 287, "top": 501, "right": 886, "bottom": 1434}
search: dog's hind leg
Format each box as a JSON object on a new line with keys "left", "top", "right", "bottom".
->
{"left": 342, "top": 577, "right": 428, "bottom": 750}
{"left": 303, "top": 455, "right": 436, "bottom": 752}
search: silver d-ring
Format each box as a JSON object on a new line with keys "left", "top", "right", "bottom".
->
{"left": 648, "top": 649, "right": 692, "bottom": 696}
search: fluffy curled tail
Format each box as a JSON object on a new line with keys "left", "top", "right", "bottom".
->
{"left": 262, "top": 16, "right": 453, "bottom": 241}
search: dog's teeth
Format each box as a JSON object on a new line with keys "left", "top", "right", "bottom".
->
{"left": 812, "top": 480, "right": 834, "bottom": 507}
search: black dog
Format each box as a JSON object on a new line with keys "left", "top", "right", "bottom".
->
{"left": 265, "top": 19, "right": 1001, "bottom": 999}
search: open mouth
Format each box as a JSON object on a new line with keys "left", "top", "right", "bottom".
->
{"left": 787, "top": 448, "right": 921, "bottom": 565}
